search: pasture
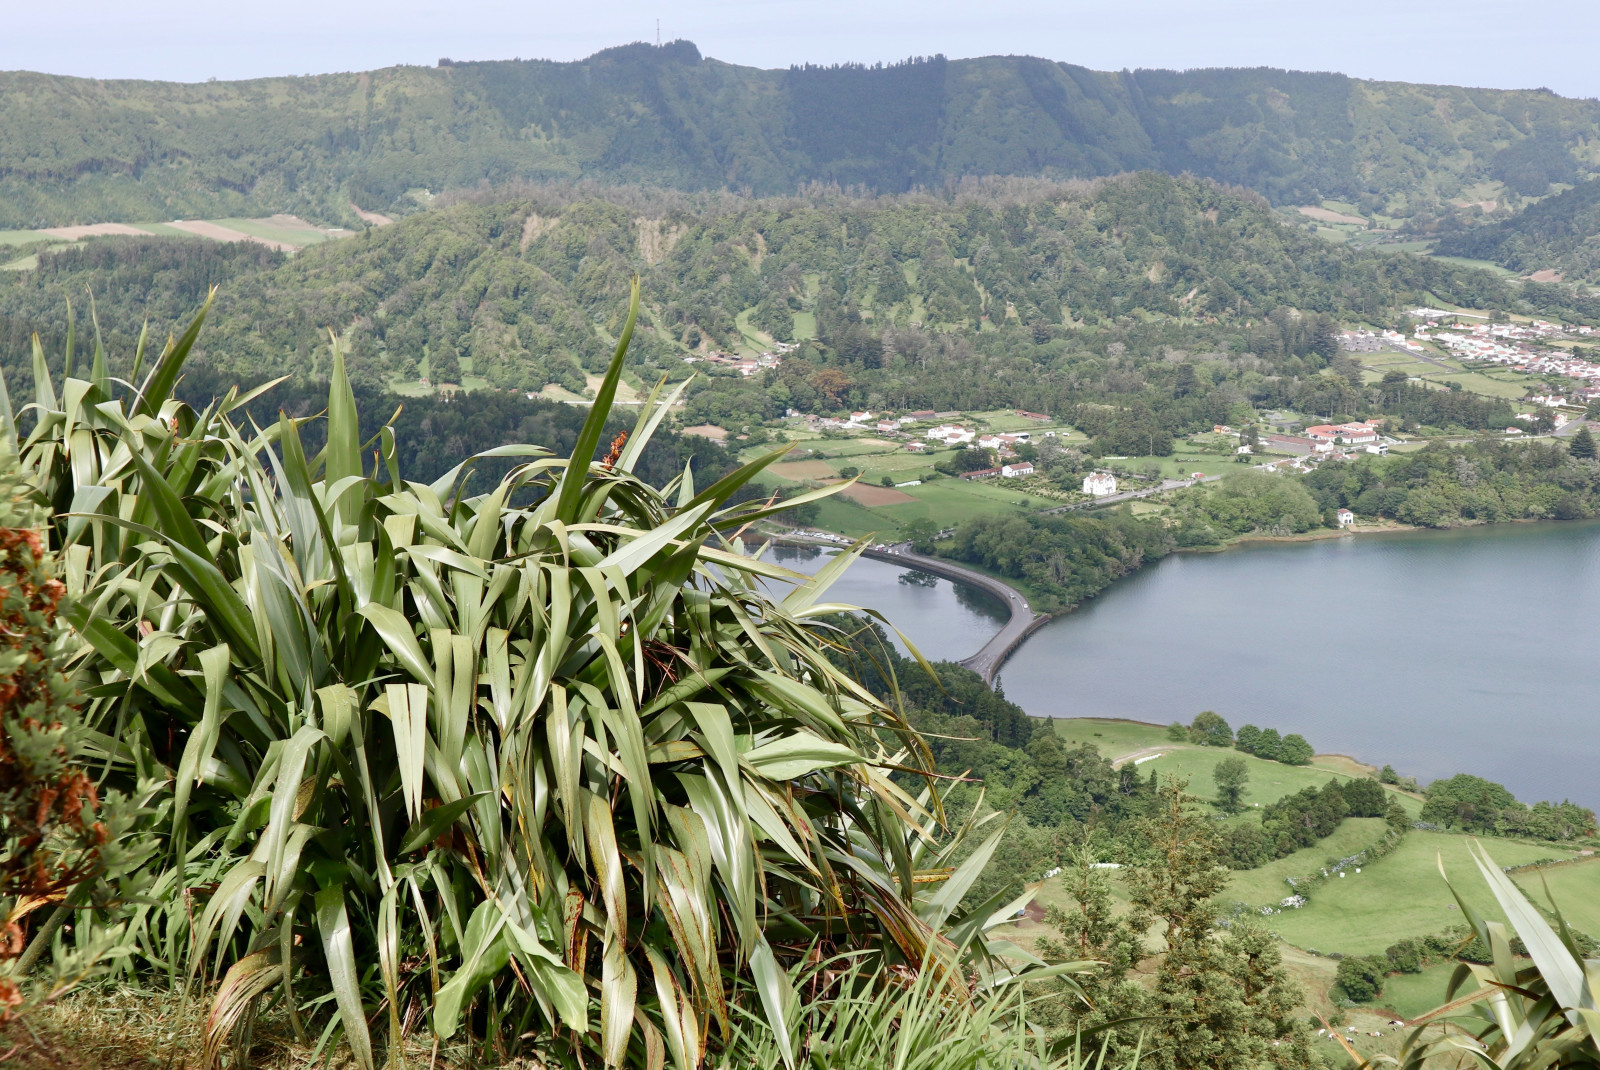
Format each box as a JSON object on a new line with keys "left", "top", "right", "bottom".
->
{"left": 1260, "top": 832, "right": 1585, "bottom": 956}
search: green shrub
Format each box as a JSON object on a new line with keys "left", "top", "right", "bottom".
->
{"left": 1333, "top": 955, "right": 1385, "bottom": 1002}
{"left": 10, "top": 291, "right": 1051, "bottom": 1068}
{"left": 0, "top": 449, "right": 148, "bottom": 1020}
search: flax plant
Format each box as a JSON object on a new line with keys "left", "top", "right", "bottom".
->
{"left": 5, "top": 283, "right": 1060, "bottom": 1069}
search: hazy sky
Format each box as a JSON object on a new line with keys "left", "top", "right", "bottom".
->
{"left": 7, "top": 0, "right": 1599, "bottom": 99}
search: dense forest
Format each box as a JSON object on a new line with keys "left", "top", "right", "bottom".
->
{"left": 1435, "top": 177, "right": 1600, "bottom": 282}
{"left": 4, "top": 174, "right": 1584, "bottom": 454}
{"left": 3, "top": 41, "right": 1599, "bottom": 227}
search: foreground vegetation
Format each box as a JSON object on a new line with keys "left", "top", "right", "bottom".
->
{"left": 2, "top": 290, "right": 1599, "bottom": 1068}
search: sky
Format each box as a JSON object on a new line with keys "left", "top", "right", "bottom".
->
{"left": 6, "top": 0, "right": 1599, "bottom": 99}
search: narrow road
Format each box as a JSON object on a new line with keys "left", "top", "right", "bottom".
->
{"left": 861, "top": 543, "right": 1048, "bottom": 685}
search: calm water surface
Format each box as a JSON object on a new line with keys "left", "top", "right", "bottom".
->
{"left": 763, "top": 545, "right": 1007, "bottom": 664}
{"left": 810, "top": 523, "right": 1600, "bottom": 807}
{"left": 996, "top": 521, "right": 1600, "bottom": 807}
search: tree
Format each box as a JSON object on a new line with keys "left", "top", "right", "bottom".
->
{"left": 1126, "top": 781, "right": 1313, "bottom": 1070}
{"left": 1569, "top": 425, "right": 1597, "bottom": 460}
{"left": 1034, "top": 844, "right": 1156, "bottom": 1057}
{"left": 430, "top": 346, "right": 461, "bottom": 384}
{"left": 1255, "top": 728, "right": 1283, "bottom": 760}
{"left": 903, "top": 517, "right": 938, "bottom": 552}
{"left": 1167, "top": 721, "right": 1189, "bottom": 743}
{"left": 1334, "top": 955, "right": 1386, "bottom": 1002}
{"left": 1278, "top": 733, "right": 1314, "bottom": 765}
{"left": 1378, "top": 763, "right": 1399, "bottom": 784}
{"left": 1189, "top": 710, "right": 1233, "bottom": 747}
{"left": 1212, "top": 757, "right": 1249, "bottom": 813}
{"left": 1342, "top": 777, "right": 1387, "bottom": 817}
{"left": 1234, "top": 724, "right": 1263, "bottom": 754}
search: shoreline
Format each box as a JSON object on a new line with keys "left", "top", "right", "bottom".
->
{"left": 780, "top": 511, "right": 1600, "bottom": 696}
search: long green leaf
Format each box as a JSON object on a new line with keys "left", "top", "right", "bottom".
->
{"left": 553, "top": 277, "right": 638, "bottom": 523}
{"left": 135, "top": 288, "right": 214, "bottom": 417}
{"left": 315, "top": 885, "right": 376, "bottom": 1070}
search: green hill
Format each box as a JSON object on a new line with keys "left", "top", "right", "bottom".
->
{"left": 3, "top": 41, "right": 1598, "bottom": 228}
{"left": 1434, "top": 177, "right": 1600, "bottom": 282}
{"left": 0, "top": 173, "right": 1524, "bottom": 396}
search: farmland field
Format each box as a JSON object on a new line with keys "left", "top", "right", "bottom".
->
{"left": 1375, "top": 963, "right": 1459, "bottom": 1020}
{"left": 770, "top": 459, "right": 834, "bottom": 479}
{"left": 1261, "top": 832, "right": 1586, "bottom": 955}
{"left": 833, "top": 482, "right": 918, "bottom": 506}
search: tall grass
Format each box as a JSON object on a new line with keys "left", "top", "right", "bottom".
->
{"left": 714, "top": 954, "right": 1134, "bottom": 1070}
{"left": 5, "top": 285, "right": 1071, "bottom": 1068}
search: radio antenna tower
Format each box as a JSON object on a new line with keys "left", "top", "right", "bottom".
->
{"left": 656, "top": 19, "right": 661, "bottom": 46}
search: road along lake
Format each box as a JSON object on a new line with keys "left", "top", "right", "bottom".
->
{"left": 785, "top": 521, "right": 1600, "bottom": 808}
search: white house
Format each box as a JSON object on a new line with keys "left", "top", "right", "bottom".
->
{"left": 1083, "top": 472, "right": 1117, "bottom": 496}
{"left": 925, "top": 425, "right": 974, "bottom": 445}
{"left": 1001, "top": 462, "right": 1035, "bottom": 478}
{"left": 1337, "top": 508, "right": 1355, "bottom": 527}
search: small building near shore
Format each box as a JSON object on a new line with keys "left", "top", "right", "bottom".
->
{"left": 1337, "top": 508, "right": 1355, "bottom": 527}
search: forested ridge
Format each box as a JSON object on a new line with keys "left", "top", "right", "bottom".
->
{"left": 3, "top": 40, "right": 1599, "bottom": 227}
{"left": 1435, "top": 176, "right": 1600, "bottom": 281}
{"left": 0, "top": 174, "right": 1567, "bottom": 424}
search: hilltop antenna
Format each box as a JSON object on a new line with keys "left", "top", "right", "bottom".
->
{"left": 656, "top": 19, "right": 661, "bottom": 46}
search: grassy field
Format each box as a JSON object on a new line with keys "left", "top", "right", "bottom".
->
{"left": 1432, "top": 254, "right": 1515, "bottom": 276}
{"left": 212, "top": 217, "right": 346, "bottom": 247}
{"left": 1517, "top": 858, "right": 1600, "bottom": 933}
{"left": 1223, "top": 818, "right": 1393, "bottom": 907}
{"left": 1376, "top": 962, "right": 1459, "bottom": 1019}
{"left": 1262, "top": 832, "right": 1585, "bottom": 955}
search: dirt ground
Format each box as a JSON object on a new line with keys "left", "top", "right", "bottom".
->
{"left": 167, "top": 220, "right": 297, "bottom": 251}
{"left": 681, "top": 423, "right": 728, "bottom": 440}
{"left": 1296, "top": 206, "right": 1367, "bottom": 225}
{"left": 349, "top": 203, "right": 394, "bottom": 226}
{"left": 770, "top": 459, "right": 834, "bottom": 478}
{"left": 832, "top": 482, "right": 916, "bottom": 505}
{"left": 35, "top": 223, "right": 149, "bottom": 240}
{"left": 1527, "top": 269, "right": 1564, "bottom": 282}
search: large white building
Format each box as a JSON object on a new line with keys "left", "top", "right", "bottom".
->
{"left": 1082, "top": 472, "right": 1118, "bottom": 496}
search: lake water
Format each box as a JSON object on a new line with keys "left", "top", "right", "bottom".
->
{"left": 807, "top": 523, "right": 1600, "bottom": 808}
{"left": 764, "top": 545, "right": 1008, "bottom": 663}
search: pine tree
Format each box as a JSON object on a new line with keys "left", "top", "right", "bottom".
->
{"left": 1569, "top": 424, "right": 1597, "bottom": 460}
{"left": 1126, "top": 780, "right": 1315, "bottom": 1070}
{"left": 1035, "top": 843, "right": 1155, "bottom": 1057}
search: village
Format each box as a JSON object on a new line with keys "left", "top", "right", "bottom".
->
{"left": 1344, "top": 309, "right": 1600, "bottom": 406}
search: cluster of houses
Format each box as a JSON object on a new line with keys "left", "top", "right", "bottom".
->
{"left": 1264, "top": 420, "right": 1385, "bottom": 457}
{"left": 1355, "top": 312, "right": 1600, "bottom": 402}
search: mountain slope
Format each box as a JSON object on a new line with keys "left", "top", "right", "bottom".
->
{"left": 2, "top": 42, "right": 1598, "bottom": 228}
{"left": 1434, "top": 178, "right": 1600, "bottom": 281}
{"left": 0, "top": 173, "right": 1522, "bottom": 396}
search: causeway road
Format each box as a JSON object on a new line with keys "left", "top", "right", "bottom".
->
{"left": 860, "top": 543, "right": 1049, "bottom": 685}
